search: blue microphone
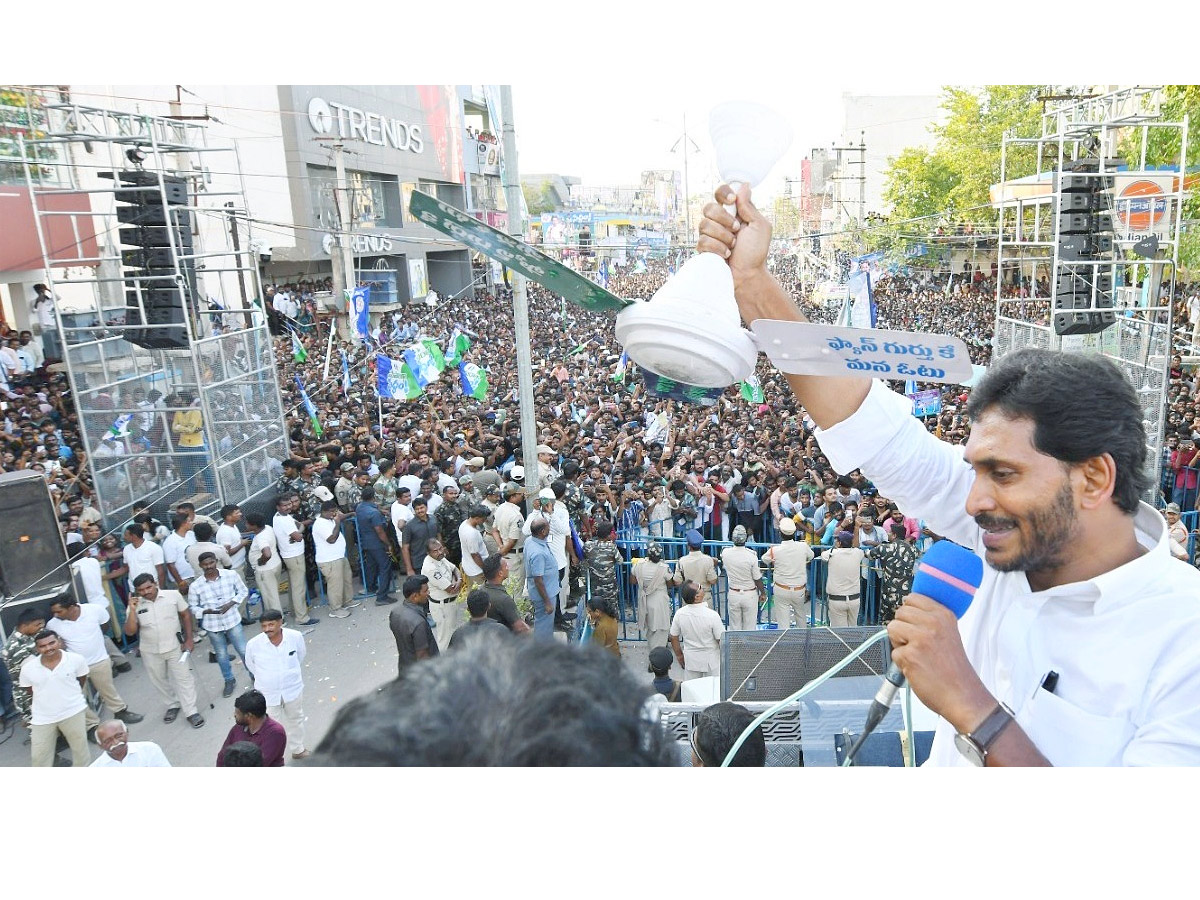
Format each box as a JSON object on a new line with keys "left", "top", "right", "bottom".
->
{"left": 846, "top": 541, "right": 984, "bottom": 763}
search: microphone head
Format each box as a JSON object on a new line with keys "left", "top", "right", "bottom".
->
{"left": 910, "top": 540, "right": 983, "bottom": 619}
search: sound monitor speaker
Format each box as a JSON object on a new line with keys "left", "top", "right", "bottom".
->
{"left": 1056, "top": 271, "right": 1113, "bottom": 295}
{"left": 1060, "top": 174, "right": 1095, "bottom": 192}
{"left": 0, "top": 471, "right": 73, "bottom": 612}
{"left": 721, "top": 626, "right": 890, "bottom": 702}
{"left": 1054, "top": 309, "right": 1115, "bottom": 335}
{"left": 1059, "top": 212, "right": 1095, "bottom": 234}
{"left": 1059, "top": 191, "right": 1100, "bottom": 212}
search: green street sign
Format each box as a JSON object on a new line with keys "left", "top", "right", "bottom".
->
{"left": 409, "top": 190, "right": 632, "bottom": 313}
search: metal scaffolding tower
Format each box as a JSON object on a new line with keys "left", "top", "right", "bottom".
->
{"left": 19, "top": 97, "right": 289, "bottom": 527}
{"left": 994, "top": 86, "right": 1188, "bottom": 496}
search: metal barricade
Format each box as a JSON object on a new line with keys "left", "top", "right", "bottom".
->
{"left": 604, "top": 532, "right": 886, "bottom": 641}
{"left": 1182, "top": 510, "right": 1198, "bottom": 565}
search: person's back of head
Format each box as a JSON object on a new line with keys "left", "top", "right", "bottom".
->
{"left": 224, "top": 741, "right": 263, "bottom": 766}
{"left": 692, "top": 701, "right": 766, "bottom": 767}
{"left": 465, "top": 588, "right": 490, "bottom": 618}
{"left": 311, "top": 638, "right": 677, "bottom": 766}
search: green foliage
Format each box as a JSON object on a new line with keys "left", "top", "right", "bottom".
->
{"left": 1120, "top": 86, "right": 1200, "bottom": 270}
{"left": 522, "top": 179, "right": 558, "bottom": 216}
{"left": 882, "top": 85, "right": 1050, "bottom": 226}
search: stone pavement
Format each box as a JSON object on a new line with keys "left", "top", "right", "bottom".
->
{"left": 0, "top": 600, "right": 669, "bottom": 767}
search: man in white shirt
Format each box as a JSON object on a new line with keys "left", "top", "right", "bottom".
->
{"left": 313, "top": 500, "right": 359, "bottom": 618}
{"left": 246, "top": 513, "right": 283, "bottom": 615}
{"left": 391, "top": 486, "right": 415, "bottom": 539}
{"left": 0, "top": 338, "right": 22, "bottom": 381}
{"left": 524, "top": 489, "right": 573, "bottom": 614}
{"left": 119, "top": 523, "right": 166, "bottom": 593}
{"left": 669, "top": 581, "right": 726, "bottom": 681}
{"left": 19, "top": 630, "right": 91, "bottom": 767}
{"left": 67, "top": 541, "right": 130, "bottom": 670}
{"left": 162, "top": 514, "right": 198, "bottom": 591}
{"left": 458, "top": 506, "right": 490, "bottom": 591}
{"left": 184, "top": 522, "right": 234, "bottom": 575}
{"left": 47, "top": 596, "right": 144, "bottom": 739}
{"left": 699, "top": 185, "right": 1200, "bottom": 765}
{"left": 90, "top": 720, "right": 171, "bottom": 767}
{"left": 216, "top": 503, "right": 251, "bottom": 579}
{"left": 244, "top": 609, "right": 310, "bottom": 761}
{"left": 421, "top": 539, "right": 463, "bottom": 652}
{"left": 398, "top": 456, "right": 427, "bottom": 498}
{"left": 273, "top": 494, "right": 315, "bottom": 626}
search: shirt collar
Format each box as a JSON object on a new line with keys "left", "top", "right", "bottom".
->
{"left": 1027, "top": 502, "right": 1169, "bottom": 613}
{"left": 1088, "top": 502, "right": 1171, "bottom": 612}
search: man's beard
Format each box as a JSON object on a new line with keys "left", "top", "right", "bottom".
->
{"left": 976, "top": 479, "right": 1077, "bottom": 574}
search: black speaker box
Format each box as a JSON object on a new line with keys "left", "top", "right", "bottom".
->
{"left": 0, "top": 471, "right": 73, "bottom": 611}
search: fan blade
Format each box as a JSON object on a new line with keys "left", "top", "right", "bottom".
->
{"left": 749, "top": 320, "right": 975, "bottom": 384}
{"left": 408, "top": 190, "right": 631, "bottom": 312}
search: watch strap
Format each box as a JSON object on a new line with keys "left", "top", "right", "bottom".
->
{"left": 970, "top": 704, "right": 1014, "bottom": 755}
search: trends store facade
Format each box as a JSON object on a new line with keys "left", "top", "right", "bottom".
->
{"left": 267, "top": 85, "right": 480, "bottom": 315}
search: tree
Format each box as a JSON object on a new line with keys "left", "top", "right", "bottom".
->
{"left": 1119, "top": 85, "right": 1200, "bottom": 269}
{"left": 521, "top": 179, "right": 558, "bottom": 216}
{"left": 771, "top": 195, "right": 801, "bottom": 238}
{"left": 882, "top": 85, "right": 1051, "bottom": 226}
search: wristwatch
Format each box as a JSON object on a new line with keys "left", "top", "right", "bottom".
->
{"left": 954, "top": 703, "right": 1014, "bottom": 766}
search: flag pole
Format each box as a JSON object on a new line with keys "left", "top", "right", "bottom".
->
{"left": 322, "top": 314, "right": 337, "bottom": 381}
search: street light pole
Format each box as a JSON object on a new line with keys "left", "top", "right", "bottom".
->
{"left": 500, "top": 86, "right": 541, "bottom": 492}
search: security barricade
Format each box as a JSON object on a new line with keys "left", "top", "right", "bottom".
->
{"left": 604, "top": 531, "right": 885, "bottom": 642}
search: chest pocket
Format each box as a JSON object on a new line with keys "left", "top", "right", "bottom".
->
{"left": 1017, "top": 687, "right": 1135, "bottom": 767}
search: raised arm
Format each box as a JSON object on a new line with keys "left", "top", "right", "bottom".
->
{"left": 696, "top": 184, "right": 871, "bottom": 430}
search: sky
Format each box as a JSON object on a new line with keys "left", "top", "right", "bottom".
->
{"left": 510, "top": 79, "right": 944, "bottom": 202}
{"left": 19, "top": 1, "right": 1192, "bottom": 207}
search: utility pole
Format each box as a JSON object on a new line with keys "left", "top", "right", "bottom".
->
{"left": 329, "top": 142, "right": 358, "bottom": 341}
{"left": 500, "top": 85, "right": 540, "bottom": 493}
{"left": 224, "top": 201, "right": 250, "bottom": 329}
{"left": 831, "top": 133, "right": 867, "bottom": 230}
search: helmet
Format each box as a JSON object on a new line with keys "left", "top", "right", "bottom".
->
{"left": 646, "top": 542, "right": 662, "bottom": 563}
{"left": 731, "top": 525, "right": 749, "bottom": 546}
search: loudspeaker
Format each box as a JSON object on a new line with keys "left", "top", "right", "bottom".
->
{"left": 721, "top": 626, "right": 890, "bottom": 702}
{"left": 0, "top": 471, "right": 73, "bottom": 610}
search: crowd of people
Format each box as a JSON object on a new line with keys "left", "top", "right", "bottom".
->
{"left": 3, "top": 240, "right": 1200, "bottom": 766}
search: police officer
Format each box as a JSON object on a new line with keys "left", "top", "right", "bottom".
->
{"left": 124, "top": 574, "right": 205, "bottom": 728}
{"left": 493, "top": 483, "right": 527, "bottom": 601}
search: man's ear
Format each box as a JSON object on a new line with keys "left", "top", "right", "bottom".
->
{"left": 1074, "top": 454, "right": 1117, "bottom": 510}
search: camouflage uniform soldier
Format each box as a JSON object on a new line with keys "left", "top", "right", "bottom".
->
{"left": 435, "top": 485, "right": 469, "bottom": 566}
{"left": 2, "top": 607, "right": 47, "bottom": 727}
{"left": 583, "top": 519, "right": 622, "bottom": 622}
{"left": 867, "top": 525, "right": 921, "bottom": 624}
{"left": 457, "top": 473, "right": 482, "bottom": 509}
{"left": 295, "top": 461, "right": 323, "bottom": 523}
{"left": 275, "top": 460, "right": 307, "bottom": 512}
